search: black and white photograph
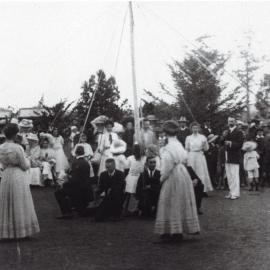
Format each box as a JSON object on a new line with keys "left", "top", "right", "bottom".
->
{"left": 0, "top": 0, "right": 270, "bottom": 269}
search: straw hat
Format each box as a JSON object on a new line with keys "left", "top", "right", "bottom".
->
{"left": 110, "top": 139, "right": 127, "bottom": 154}
{"left": 27, "top": 133, "right": 39, "bottom": 142}
{"left": 242, "top": 141, "right": 257, "bottom": 152}
{"left": 146, "top": 144, "right": 159, "bottom": 157}
{"left": 91, "top": 115, "right": 108, "bottom": 125}
{"left": 112, "top": 122, "right": 125, "bottom": 133}
{"left": 208, "top": 134, "right": 219, "bottom": 144}
{"left": 19, "top": 119, "right": 33, "bottom": 128}
{"left": 10, "top": 118, "right": 19, "bottom": 125}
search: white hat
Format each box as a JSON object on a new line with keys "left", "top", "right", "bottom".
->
{"left": 91, "top": 115, "right": 108, "bottom": 125}
{"left": 19, "top": 119, "right": 33, "bottom": 128}
{"left": 242, "top": 141, "right": 257, "bottom": 152}
{"left": 10, "top": 118, "right": 19, "bottom": 125}
{"left": 110, "top": 139, "right": 127, "bottom": 154}
{"left": 207, "top": 134, "right": 219, "bottom": 143}
{"left": 112, "top": 122, "right": 125, "bottom": 134}
{"left": 27, "top": 133, "right": 39, "bottom": 142}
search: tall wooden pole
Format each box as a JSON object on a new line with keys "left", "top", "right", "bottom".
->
{"left": 129, "top": 1, "right": 140, "bottom": 142}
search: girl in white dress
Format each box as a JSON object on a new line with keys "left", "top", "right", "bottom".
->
{"left": 0, "top": 124, "right": 40, "bottom": 239}
{"left": 98, "top": 120, "right": 118, "bottom": 176}
{"left": 124, "top": 143, "right": 146, "bottom": 214}
{"left": 110, "top": 139, "right": 127, "bottom": 172}
{"left": 155, "top": 120, "right": 200, "bottom": 242}
{"left": 39, "top": 138, "right": 56, "bottom": 185}
{"left": 27, "top": 133, "right": 43, "bottom": 186}
{"left": 185, "top": 122, "right": 213, "bottom": 193}
{"left": 72, "top": 133, "right": 94, "bottom": 177}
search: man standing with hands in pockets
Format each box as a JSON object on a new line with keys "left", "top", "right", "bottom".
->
{"left": 224, "top": 117, "right": 244, "bottom": 200}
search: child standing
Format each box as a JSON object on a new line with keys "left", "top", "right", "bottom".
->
{"left": 242, "top": 141, "right": 260, "bottom": 191}
{"left": 123, "top": 143, "right": 146, "bottom": 215}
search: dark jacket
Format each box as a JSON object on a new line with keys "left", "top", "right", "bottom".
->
{"left": 224, "top": 127, "right": 244, "bottom": 164}
{"left": 136, "top": 169, "right": 161, "bottom": 199}
{"left": 177, "top": 127, "right": 190, "bottom": 147}
{"left": 68, "top": 157, "right": 90, "bottom": 188}
{"left": 98, "top": 169, "right": 126, "bottom": 199}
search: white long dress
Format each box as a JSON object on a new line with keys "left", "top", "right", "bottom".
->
{"left": 0, "top": 142, "right": 40, "bottom": 239}
{"left": 43, "top": 134, "right": 69, "bottom": 174}
{"left": 98, "top": 132, "right": 118, "bottom": 176}
{"left": 155, "top": 137, "right": 200, "bottom": 235}
{"left": 28, "top": 145, "right": 43, "bottom": 186}
{"left": 185, "top": 134, "right": 213, "bottom": 192}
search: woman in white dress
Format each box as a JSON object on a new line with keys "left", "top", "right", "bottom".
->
{"left": 98, "top": 120, "right": 118, "bottom": 176}
{"left": 27, "top": 133, "right": 43, "bottom": 186}
{"left": 155, "top": 120, "right": 200, "bottom": 242}
{"left": 41, "top": 129, "right": 69, "bottom": 177}
{"left": 0, "top": 124, "right": 40, "bottom": 239}
{"left": 185, "top": 122, "right": 213, "bottom": 193}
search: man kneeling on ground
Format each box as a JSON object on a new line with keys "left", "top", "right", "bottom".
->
{"left": 95, "top": 158, "right": 126, "bottom": 222}
{"left": 136, "top": 156, "right": 161, "bottom": 218}
{"left": 55, "top": 146, "right": 92, "bottom": 219}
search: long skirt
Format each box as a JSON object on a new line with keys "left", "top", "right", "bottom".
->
{"left": 155, "top": 164, "right": 200, "bottom": 235}
{"left": 188, "top": 151, "right": 213, "bottom": 192}
{"left": 29, "top": 167, "right": 43, "bottom": 186}
{"left": 55, "top": 148, "right": 69, "bottom": 174}
{"left": 0, "top": 167, "right": 40, "bottom": 239}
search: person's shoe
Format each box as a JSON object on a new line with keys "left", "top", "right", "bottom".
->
{"left": 230, "top": 196, "right": 239, "bottom": 200}
{"left": 224, "top": 194, "right": 231, "bottom": 199}
{"left": 56, "top": 214, "right": 74, "bottom": 219}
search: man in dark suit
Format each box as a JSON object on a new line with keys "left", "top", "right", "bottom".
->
{"left": 55, "top": 146, "right": 92, "bottom": 219}
{"left": 186, "top": 166, "right": 205, "bottom": 215}
{"left": 223, "top": 117, "right": 244, "bottom": 200}
{"left": 136, "top": 157, "right": 161, "bottom": 217}
{"left": 177, "top": 116, "right": 190, "bottom": 147}
{"left": 95, "top": 158, "right": 126, "bottom": 222}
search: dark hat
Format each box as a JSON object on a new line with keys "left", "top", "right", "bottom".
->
{"left": 163, "top": 120, "right": 179, "bottom": 136}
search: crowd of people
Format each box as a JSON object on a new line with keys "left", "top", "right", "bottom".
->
{"left": 0, "top": 114, "right": 270, "bottom": 243}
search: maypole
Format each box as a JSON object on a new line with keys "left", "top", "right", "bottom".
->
{"left": 129, "top": 1, "right": 140, "bottom": 142}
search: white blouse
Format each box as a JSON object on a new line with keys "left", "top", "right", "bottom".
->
{"left": 185, "top": 134, "right": 209, "bottom": 152}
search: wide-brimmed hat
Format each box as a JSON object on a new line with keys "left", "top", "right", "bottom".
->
{"left": 10, "top": 118, "right": 19, "bottom": 125}
{"left": 110, "top": 139, "right": 127, "bottom": 154}
{"left": 208, "top": 134, "right": 219, "bottom": 143}
{"left": 27, "top": 133, "right": 39, "bottom": 142}
{"left": 163, "top": 120, "right": 179, "bottom": 135}
{"left": 112, "top": 122, "right": 124, "bottom": 133}
{"left": 242, "top": 141, "right": 257, "bottom": 151}
{"left": 91, "top": 115, "right": 108, "bottom": 125}
{"left": 146, "top": 144, "right": 159, "bottom": 157}
{"left": 19, "top": 119, "right": 33, "bottom": 128}
{"left": 179, "top": 116, "right": 187, "bottom": 123}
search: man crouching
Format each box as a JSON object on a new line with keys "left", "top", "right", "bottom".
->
{"left": 55, "top": 145, "right": 92, "bottom": 219}
{"left": 95, "top": 158, "right": 126, "bottom": 222}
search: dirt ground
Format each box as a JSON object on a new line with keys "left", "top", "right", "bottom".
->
{"left": 1, "top": 187, "right": 270, "bottom": 270}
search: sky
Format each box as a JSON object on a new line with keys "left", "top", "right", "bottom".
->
{"left": 0, "top": 1, "right": 270, "bottom": 111}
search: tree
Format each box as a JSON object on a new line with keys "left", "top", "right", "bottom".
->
{"left": 144, "top": 38, "right": 244, "bottom": 132}
{"left": 33, "top": 100, "right": 75, "bottom": 132}
{"left": 169, "top": 40, "right": 244, "bottom": 132}
{"left": 74, "top": 70, "right": 130, "bottom": 129}
{"left": 234, "top": 31, "right": 260, "bottom": 122}
{"left": 255, "top": 75, "right": 270, "bottom": 119}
